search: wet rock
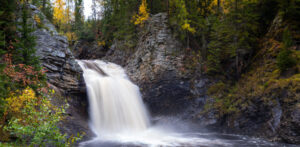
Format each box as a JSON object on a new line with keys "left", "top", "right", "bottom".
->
{"left": 73, "top": 40, "right": 108, "bottom": 60}
{"left": 279, "top": 104, "right": 300, "bottom": 144}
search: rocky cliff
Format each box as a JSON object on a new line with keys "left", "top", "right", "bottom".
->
{"left": 25, "top": 5, "right": 92, "bottom": 139}
{"left": 91, "top": 12, "right": 299, "bottom": 144}
{"left": 200, "top": 14, "right": 300, "bottom": 144}
{"left": 102, "top": 13, "right": 213, "bottom": 123}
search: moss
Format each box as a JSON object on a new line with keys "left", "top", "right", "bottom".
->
{"left": 207, "top": 82, "right": 226, "bottom": 96}
{"left": 203, "top": 35, "right": 299, "bottom": 119}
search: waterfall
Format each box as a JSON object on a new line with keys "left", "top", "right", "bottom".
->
{"left": 77, "top": 60, "right": 278, "bottom": 147}
{"left": 77, "top": 60, "right": 150, "bottom": 135}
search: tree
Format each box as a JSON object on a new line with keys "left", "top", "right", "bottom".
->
{"left": 14, "top": 4, "right": 40, "bottom": 68}
{"left": 132, "top": 0, "right": 150, "bottom": 26}
{"left": 53, "top": 0, "right": 67, "bottom": 31}
{"left": 74, "top": 0, "right": 84, "bottom": 34}
{"left": 98, "top": 0, "right": 139, "bottom": 49}
{"left": 277, "top": 28, "right": 297, "bottom": 71}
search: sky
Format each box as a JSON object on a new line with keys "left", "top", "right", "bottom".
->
{"left": 84, "top": 0, "right": 93, "bottom": 19}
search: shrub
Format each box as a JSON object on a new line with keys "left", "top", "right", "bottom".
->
{"left": 277, "top": 28, "right": 297, "bottom": 71}
{"left": 277, "top": 49, "right": 297, "bottom": 71}
{"left": 3, "top": 88, "right": 83, "bottom": 146}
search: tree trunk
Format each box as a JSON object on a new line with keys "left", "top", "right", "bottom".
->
{"left": 42, "top": 0, "right": 46, "bottom": 12}
{"left": 217, "top": 0, "right": 221, "bottom": 14}
{"left": 201, "top": 32, "right": 207, "bottom": 60}
{"left": 235, "top": 0, "right": 239, "bottom": 78}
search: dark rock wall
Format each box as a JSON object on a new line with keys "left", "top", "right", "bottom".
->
{"left": 103, "top": 13, "right": 212, "bottom": 123}
{"left": 73, "top": 40, "right": 108, "bottom": 60}
{"left": 100, "top": 12, "right": 299, "bottom": 144}
{"left": 26, "top": 5, "right": 93, "bottom": 139}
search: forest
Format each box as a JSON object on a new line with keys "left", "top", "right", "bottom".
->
{"left": 0, "top": 0, "right": 299, "bottom": 146}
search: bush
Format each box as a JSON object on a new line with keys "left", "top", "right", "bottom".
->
{"left": 3, "top": 88, "right": 83, "bottom": 146}
{"left": 277, "top": 28, "right": 297, "bottom": 71}
{"left": 277, "top": 49, "right": 297, "bottom": 71}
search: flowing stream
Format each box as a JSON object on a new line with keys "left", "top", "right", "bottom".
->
{"left": 77, "top": 60, "right": 292, "bottom": 147}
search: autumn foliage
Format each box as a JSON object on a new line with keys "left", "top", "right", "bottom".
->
{"left": 132, "top": 0, "right": 149, "bottom": 26}
{"left": 3, "top": 53, "right": 46, "bottom": 87}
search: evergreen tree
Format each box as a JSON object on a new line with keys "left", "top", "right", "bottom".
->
{"left": 277, "top": 28, "right": 297, "bottom": 71}
{"left": 74, "top": 0, "right": 84, "bottom": 35}
{"left": 31, "top": 0, "right": 53, "bottom": 21}
{"left": 206, "top": 0, "right": 260, "bottom": 76}
{"left": 14, "top": 4, "right": 40, "bottom": 68}
{"left": 100, "top": 0, "right": 139, "bottom": 49}
{"left": 0, "top": 0, "right": 17, "bottom": 119}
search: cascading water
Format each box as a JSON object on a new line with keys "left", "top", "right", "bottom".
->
{"left": 77, "top": 60, "right": 150, "bottom": 134}
{"left": 77, "top": 60, "right": 287, "bottom": 147}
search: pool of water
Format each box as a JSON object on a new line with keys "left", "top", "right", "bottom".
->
{"left": 80, "top": 131, "right": 293, "bottom": 147}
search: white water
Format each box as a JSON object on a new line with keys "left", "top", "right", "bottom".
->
{"left": 77, "top": 60, "right": 281, "bottom": 147}
{"left": 77, "top": 60, "right": 150, "bottom": 134}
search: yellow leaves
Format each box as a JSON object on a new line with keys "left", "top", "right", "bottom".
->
{"left": 97, "top": 41, "right": 106, "bottom": 47}
{"left": 34, "top": 15, "right": 41, "bottom": 24}
{"left": 5, "top": 87, "right": 36, "bottom": 114}
{"left": 65, "top": 31, "right": 77, "bottom": 43}
{"left": 53, "top": 0, "right": 67, "bottom": 25}
{"left": 169, "top": 0, "right": 195, "bottom": 34}
{"left": 182, "top": 22, "right": 196, "bottom": 34}
{"left": 132, "top": 0, "right": 149, "bottom": 26}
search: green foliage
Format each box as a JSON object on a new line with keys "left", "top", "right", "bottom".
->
{"left": 148, "top": 0, "right": 168, "bottom": 14}
{"left": 278, "top": 0, "right": 300, "bottom": 22}
{"left": 277, "top": 28, "right": 297, "bottom": 71}
{"left": 99, "top": 0, "right": 139, "bottom": 49}
{"left": 31, "top": 0, "right": 53, "bottom": 22}
{"left": 169, "top": 0, "right": 197, "bottom": 42}
{"left": 74, "top": 0, "right": 84, "bottom": 36}
{"left": 0, "top": 1, "right": 83, "bottom": 145}
{"left": 277, "top": 50, "right": 297, "bottom": 71}
{"left": 14, "top": 4, "right": 40, "bottom": 68}
{"left": 0, "top": 21, "right": 7, "bottom": 119}
{"left": 0, "top": 0, "right": 17, "bottom": 121}
{"left": 79, "top": 19, "right": 97, "bottom": 41}
{"left": 4, "top": 88, "right": 83, "bottom": 146}
{"left": 207, "top": 81, "right": 226, "bottom": 95}
{"left": 206, "top": 0, "right": 260, "bottom": 76}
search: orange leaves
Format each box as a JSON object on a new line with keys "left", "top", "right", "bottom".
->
{"left": 2, "top": 53, "right": 46, "bottom": 87}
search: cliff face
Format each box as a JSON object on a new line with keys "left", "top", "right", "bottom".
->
{"left": 102, "top": 13, "right": 214, "bottom": 124}
{"left": 43, "top": 8, "right": 298, "bottom": 144}
{"left": 196, "top": 14, "right": 300, "bottom": 143}
{"left": 24, "top": 5, "right": 92, "bottom": 139}
{"left": 98, "top": 13, "right": 299, "bottom": 144}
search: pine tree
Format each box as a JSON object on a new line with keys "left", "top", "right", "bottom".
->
{"left": 0, "top": 0, "right": 17, "bottom": 118}
{"left": 14, "top": 4, "right": 40, "bottom": 68}
{"left": 99, "top": 0, "right": 139, "bottom": 49}
{"left": 74, "top": 0, "right": 84, "bottom": 34}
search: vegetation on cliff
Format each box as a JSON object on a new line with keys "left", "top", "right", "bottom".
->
{"left": 0, "top": 0, "right": 83, "bottom": 145}
{"left": 0, "top": 0, "right": 299, "bottom": 145}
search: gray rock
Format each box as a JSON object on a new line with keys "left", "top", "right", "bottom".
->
{"left": 24, "top": 4, "right": 93, "bottom": 140}
{"left": 103, "top": 13, "right": 211, "bottom": 120}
